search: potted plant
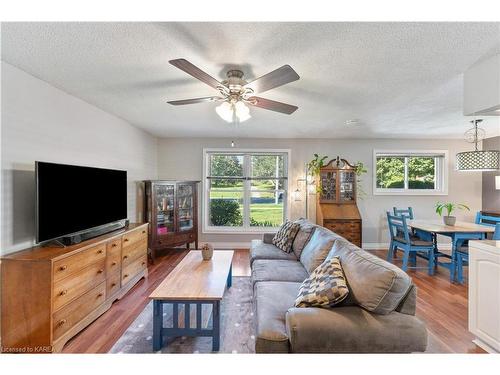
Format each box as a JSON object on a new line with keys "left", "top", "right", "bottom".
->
{"left": 435, "top": 202, "right": 470, "bottom": 226}
{"left": 306, "top": 154, "right": 328, "bottom": 193}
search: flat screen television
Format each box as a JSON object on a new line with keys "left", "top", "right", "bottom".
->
{"left": 36, "top": 161, "right": 128, "bottom": 244}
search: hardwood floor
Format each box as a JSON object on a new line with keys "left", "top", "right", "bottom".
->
{"left": 371, "top": 249, "right": 484, "bottom": 353}
{"left": 62, "top": 248, "right": 483, "bottom": 353}
{"left": 62, "top": 249, "right": 250, "bottom": 353}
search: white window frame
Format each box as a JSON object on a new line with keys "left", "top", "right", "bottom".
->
{"left": 202, "top": 148, "right": 291, "bottom": 233}
{"left": 373, "top": 150, "right": 448, "bottom": 196}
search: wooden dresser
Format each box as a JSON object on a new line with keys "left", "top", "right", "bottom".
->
{"left": 316, "top": 157, "right": 362, "bottom": 247}
{"left": 1, "top": 223, "right": 148, "bottom": 353}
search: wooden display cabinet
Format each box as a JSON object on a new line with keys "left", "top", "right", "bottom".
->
{"left": 316, "top": 157, "right": 362, "bottom": 247}
{"left": 144, "top": 180, "right": 200, "bottom": 261}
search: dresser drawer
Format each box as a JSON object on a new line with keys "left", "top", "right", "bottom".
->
{"left": 53, "top": 282, "right": 106, "bottom": 340}
{"left": 53, "top": 244, "right": 106, "bottom": 282}
{"left": 122, "top": 239, "right": 147, "bottom": 267}
{"left": 106, "top": 239, "right": 122, "bottom": 274}
{"left": 122, "top": 226, "right": 147, "bottom": 249}
{"left": 53, "top": 260, "right": 106, "bottom": 311}
{"left": 106, "top": 271, "right": 121, "bottom": 297}
{"left": 121, "top": 255, "right": 147, "bottom": 285}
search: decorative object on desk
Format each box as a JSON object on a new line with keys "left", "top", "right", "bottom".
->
{"left": 354, "top": 161, "right": 368, "bottom": 199}
{"left": 456, "top": 119, "right": 500, "bottom": 172}
{"left": 307, "top": 154, "right": 328, "bottom": 193}
{"left": 435, "top": 202, "right": 470, "bottom": 226}
{"left": 201, "top": 243, "right": 214, "bottom": 260}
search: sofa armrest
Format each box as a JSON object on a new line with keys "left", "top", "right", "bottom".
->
{"left": 263, "top": 233, "right": 275, "bottom": 244}
{"left": 395, "top": 284, "right": 417, "bottom": 315}
{"left": 285, "top": 306, "right": 427, "bottom": 353}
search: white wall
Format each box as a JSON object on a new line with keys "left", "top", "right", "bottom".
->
{"left": 157, "top": 137, "right": 482, "bottom": 248}
{"left": 1, "top": 62, "right": 158, "bottom": 255}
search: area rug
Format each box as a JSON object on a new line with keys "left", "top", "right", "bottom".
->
{"left": 110, "top": 276, "right": 443, "bottom": 354}
{"left": 109, "top": 276, "right": 256, "bottom": 353}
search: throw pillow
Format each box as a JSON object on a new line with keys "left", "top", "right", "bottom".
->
{"left": 272, "top": 220, "right": 300, "bottom": 253}
{"left": 295, "top": 256, "right": 349, "bottom": 308}
{"left": 291, "top": 218, "right": 316, "bottom": 259}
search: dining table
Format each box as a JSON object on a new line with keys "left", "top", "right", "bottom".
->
{"left": 407, "top": 220, "right": 495, "bottom": 283}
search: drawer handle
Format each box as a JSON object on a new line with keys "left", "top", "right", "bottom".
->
{"left": 97, "top": 293, "right": 104, "bottom": 298}
{"left": 112, "top": 261, "right": 117, "bottom": 266}
{"left": 97, "top": 249, "right": 104, "bottom": 254}
{"left": 142, "top": 261, "right": 146, "bottom": 266}
{"left": 59, "top": 265, "right": 67, "bottom": 271}
{"left": 124, "top": 238, "right": 130, "bottom": 242}
{"left": 123, "top": 255, "right": 129, "bottom": 260}
{"left": 123, "top": 274, "right": 129, "bottom": 278}
{"left": 111, "top": 283, "right": 117, "bottom": 287}
{"left": 57, "top": 319, "right": 67, "bottom": 326}
{"left": 59, "top": 290, "right": 68, "bottom": 296}
{"left": 111, "top": 243, "right": 118, "bottom": 248}
{"left": 97, "top": 269, "right": 104, "bottom": 274}
{"left": 142, "top": 230, "right": 146, "bottom": 234}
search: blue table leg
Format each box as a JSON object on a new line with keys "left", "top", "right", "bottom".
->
{"left": 449, "top": 236, "right": 457, "bottom": 283}
{"left": 227, "top": 264, "right": 232, "bottom": 288}
{"left": 212, "top": 300, "right": 220, "bottom": 351}
{"left": 153, "top": 300, "right": 163, "bottom": 351}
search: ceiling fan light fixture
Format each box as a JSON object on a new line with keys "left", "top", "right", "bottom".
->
{"left": 234, "top": 101, "right": 251, "bottom": 122}
{"left": 215, "top": 100, "right": 251, "bottom": 123}
{"left": 215, "top": 102, "right": 234, "bottom": 123}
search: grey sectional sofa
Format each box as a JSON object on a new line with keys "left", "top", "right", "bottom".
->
{"left": 250, "top": 219, "right": 428, "bottom": 353}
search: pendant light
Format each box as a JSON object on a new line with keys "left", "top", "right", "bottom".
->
{"left": 456, "top": 119, "right": 500, "bottom": 171}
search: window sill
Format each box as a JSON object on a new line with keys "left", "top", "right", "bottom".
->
{"left": 373, "top": 190, "right": 448, "bottom": 196}
{"left": 202, "top": 228, "right": 279, "bottom": 234}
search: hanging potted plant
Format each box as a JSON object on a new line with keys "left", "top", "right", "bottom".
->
{"left": 435, "top": 202, "right": 470, "bottom": 226}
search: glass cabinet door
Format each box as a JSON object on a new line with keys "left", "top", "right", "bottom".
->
{"left": 320, "top": 170, "right": 337, "bottom": 202}
{"left": 155, "top": 184, "right": 175, "bottom": 236}
{"left": 339, "top": 171, "right": 355, "bottom": 202}
{"left": 177, "top": 183, "right": 194, "bottom": 231}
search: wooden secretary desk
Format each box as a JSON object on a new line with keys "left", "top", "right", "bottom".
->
{"left": 316, "top": 157, "right": 362, "bottom": 247}
{"left": 144, "top": 180, "right": 200, "bottom": 261}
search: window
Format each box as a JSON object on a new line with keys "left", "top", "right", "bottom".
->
{"left": 373, "top": 150, "right": 448, "bottom": 195}
{"left": 203, "top": 149, "right": 289, "bottom": 232}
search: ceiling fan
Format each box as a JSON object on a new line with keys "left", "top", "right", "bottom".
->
{"left": 167, "top": 59, "right": 300, "bottom": 123}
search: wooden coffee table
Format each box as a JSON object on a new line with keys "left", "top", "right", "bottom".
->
{"left": 149, "top": 250, "right": 234, "bottom": 352}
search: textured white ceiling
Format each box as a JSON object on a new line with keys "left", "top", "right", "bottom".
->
{"left": 1, "top": 22, "right": 500, "bottom": 139}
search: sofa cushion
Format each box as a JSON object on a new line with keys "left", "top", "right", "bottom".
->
{"left": 299, "top": 227, "right": 340, "bottom": 274}
{"left": 252, "top": 259, "right": 308, "bottom": 287}
{"left": 254, "top": 281, "right": 302, "bottom": 353}
{"left": 285, "top": 306, "right": 427, "bottom": 353}
{"left": 292, "top": 218, "right": 317, "bottom": 259}
{"left": 333, "top": 248, "right": 412, "bottom": 315}
{"left": 295, "top": 257, "right": 349, "bottom": 308}
{"left": 250, "top": 240, "right": 298, "bottom": 265}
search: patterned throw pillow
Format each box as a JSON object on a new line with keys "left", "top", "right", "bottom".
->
{"left": 295, "top": 256, "right": 349, "bottom": 308}
{"left": 272, "top": 220, "right": 300, "bottom": 253}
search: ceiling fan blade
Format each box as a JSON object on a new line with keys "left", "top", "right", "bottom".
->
{"left": 169, "top": 59, "right": 222, "bottom": 90}
{"left": 244, "top": 65, "right": 300, "bottom": 94}
{"left": 248, "top": 97, "right": 298, "bottom": 115}
{"left": 167, "top": 96, "right": 223, "bottom": 105}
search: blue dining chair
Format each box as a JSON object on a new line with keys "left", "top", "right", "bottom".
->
{"left": 386, "top": 212, "right": 435, "bottom": 274}
{"left": 455, "top": 216, "right": 500, "bottom": 282}
{"left": 391, "top": 207, "right": 433, "bottom": 249}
